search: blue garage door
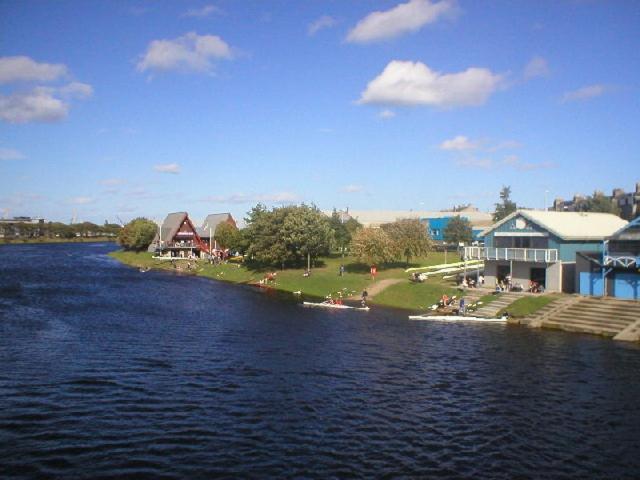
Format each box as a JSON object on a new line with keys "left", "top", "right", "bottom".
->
{"left": 612, "top": 273, "right": 640, "bottom": 300}
{"left": 579, "top": 272, "right": 603, "bottom": 296}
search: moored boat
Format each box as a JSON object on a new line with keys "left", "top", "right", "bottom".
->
{"left": 302, "top": 301, "right": 370, "bottom": 311}
{"left": 408, "top": 314, "right": 507, "bottom": 323}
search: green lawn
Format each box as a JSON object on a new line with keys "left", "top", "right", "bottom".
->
{"left": 499, "top": 295, "right": 559, "bottom": 318}
{"left": 371, "top": 279, "right": 457, "bottom": 311}
{"left": 109, "top": 250, "right": 458, "bottom": 310}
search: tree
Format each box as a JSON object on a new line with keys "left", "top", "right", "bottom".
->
{"left": 382, "top": 218, "right": 432, "bottom": 266}
{"left": 118, "top": 218, "right": 157, "bottom": 251}
{"left": 281, "top": 204, "right": 334, "bottom": 269}
{"left": 493, "top": 185, "right": 517, "bottom": 222}
{"left": 243, "top": 204, "right": 333, "bottom": 268}
{"left": 244, "top": 204, "right": 289, "bottom": 267}
{"left": 583, "top": 191, "right": 621, "bottom": 215}
{"left": 214, "top": 222, "right": 240, "bottom": 251}
{"left": 49, "top": 222, "right": 75, "bottom": 239}
{"left": 443, "top": 216, "right": 473, "bottom": 245}
{"left": 329, "top": 209, "right": 361, "bottom": 256}
{"left": 350, "top": 227, "right": 399, "bottom": 265}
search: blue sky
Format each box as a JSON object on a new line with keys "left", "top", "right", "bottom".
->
{"left": 1, "top": 0, "right": 638, "bottom": 224}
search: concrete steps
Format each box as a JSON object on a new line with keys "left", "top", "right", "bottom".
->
{"left": 474, "top": 292, "right": 521, "bottom": 318}
{"left": 532, "top": 296, "right": 640, "bottom": 340}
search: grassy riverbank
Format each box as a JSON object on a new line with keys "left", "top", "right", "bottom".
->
{"left": 109, "top": 250, "right": 459, "bottom": 311}
{"left": 498, "top": 295, "right": 559, "bottom": 318}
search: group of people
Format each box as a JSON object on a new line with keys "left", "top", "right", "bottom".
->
{"left": 460, "top": 275, "right": 483, "bottom": 288}
{"left": 439, "top": 294, "right": 467, "bottom": 316}
{"left": 528, "top": 280, "right": 544, "bottom": 293}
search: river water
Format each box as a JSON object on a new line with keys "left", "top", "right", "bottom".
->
{"left": 1, "top": 242, "right": 639, "bottom": 479}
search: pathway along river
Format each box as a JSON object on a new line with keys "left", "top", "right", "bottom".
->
{"left": 1, "top": 243, "right": 639, "bottom": 479}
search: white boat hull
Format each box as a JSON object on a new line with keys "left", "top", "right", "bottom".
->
{"left": 303, "top": 302, "right": 370, "bottom": 311}
{"left": 408, "top": 315, "right": 507, "bottom": 323}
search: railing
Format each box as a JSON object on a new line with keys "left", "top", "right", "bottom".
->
{"left": 464, "top": 246, "right": 558, "bottom": 263}
{"left": 165, "top": 241, "right": 197, "bottom": 248}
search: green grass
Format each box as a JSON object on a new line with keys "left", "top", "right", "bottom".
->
{"left": 372, "top": 279, "right": 457, "bottom": 311}
{"left": 109, "top": 250, "right": 458, "bottom": 310}
{"left": 498, "top": 295, "right": 559, "bottom": 318}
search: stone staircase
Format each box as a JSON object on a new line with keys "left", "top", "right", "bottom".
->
{"left": 530, "top": 296, "right": 640, "bottom": 340}
{"left": 524, "top": 295, "right": 582, "bottom": 328}
{"left": 473, "top": 292, "right": 522, "bottom": 318}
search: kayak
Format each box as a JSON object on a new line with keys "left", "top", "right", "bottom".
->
{"left": 408, "top": 314, "right": 507, "bottom": 323}
{"left": 302, "top": 301, "right": 370, "bottom": 311}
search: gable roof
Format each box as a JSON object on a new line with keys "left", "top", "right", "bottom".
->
{"left": 159, "top": 212, "right": 190, "bottom": 242}
{"left": 198, "top": 213, "right": 234, "bottom": 237}
{"left": 484, "top": 210, "right": 628, "bottom": 241}
{"left": 609, "top": 215, "right": 640, "bottom": 241}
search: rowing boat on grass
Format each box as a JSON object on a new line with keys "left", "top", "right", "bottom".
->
{"left": 408, "top": 314, "right": 507, "bottom": 323}
{"left": 303, "top": 301, "right": 370, "bottom": 311}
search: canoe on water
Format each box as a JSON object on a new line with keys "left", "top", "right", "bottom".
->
{"left": 302, "top": 301, "right": 370, "bottom": 311}
{"left": 408, "top": 314, "right": 507, "bottom": 323}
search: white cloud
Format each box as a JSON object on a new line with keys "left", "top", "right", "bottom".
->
{"left": 308, "top": 15, "right": 338, "bottom": 36}
{"left": 256, "top": 192, "right": 299, "bottom": 203}
{"left": 154, "top": 163, "right": 181, "bottom": 174}
{"left": 182, "top": 5, "right": 220, "bottom": 18}
{"left": 346, "top": 0, "right": 457, "bottom": 44}
{"left": 453, "top": 154, "right": 555, "bottom": 171}
{"left": 59, "top": 81, "right": 94, "bottom": 99}
{"left": 440, "top": 136, "right": 520, "bottom": 153}
{"left": 99, "top": 178, "right": 126, "bottom": 186}
{"left": 440, "top": 135, "right": 478, "bottom": 151}
{"left": 562, "top": 84, "right": 607, "bottom": 103}
{"left": 378, "top": 109, "right": 396, "bottom": 119}
{"left": 0, "top": 148, "right": 26, "bottom": 160}
{"left": 0, "top": 88, "right": 69, "bottom": 123}
{"left": 455, "top": 157, "right": 493, "bottom": 169}
{"left": 69, "top": 196, "right": 95, "bottom": 205}
{"left": 341, "top": 184, "right": 364, "bottom": 193}
{"left": 0, "top": 82, "right": 93, "bottom": 124}
{"left": 202, "top": 191, "right": 300, "bottom": 204}
{"left": 523, "top": 56, "right": 549, "bottom": 79}
{"left": 137, "top": 32, "right": 233, "bottom": 74}
{"left": 488, "top": 140, "right": 521, "bottom": 151}
{"left": 502, "top": 154, "right": 519, "bottom": 165}
{"left": 0, "top": 56, "right": 68, "bottom": 84}
{"left": 358, "top": 60, "right": 503, "bottom": 108}
{"left": 515, "top": 160, "right": 555, "bottom": 171}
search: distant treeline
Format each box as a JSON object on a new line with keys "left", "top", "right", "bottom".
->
{"left": 0, "top": 221, "right": 122, "bottom": 240}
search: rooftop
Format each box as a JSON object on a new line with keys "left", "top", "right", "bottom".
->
{"left": 486, "top": 210, "right": 628, "bottom": 241}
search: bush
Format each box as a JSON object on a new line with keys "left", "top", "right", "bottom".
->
{"left": 118, "top": 218, "right": 157, "bottom": 251}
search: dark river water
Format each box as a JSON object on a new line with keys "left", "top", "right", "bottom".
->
{"left": 1, "top": 243, "right": 639, "bottom": 479}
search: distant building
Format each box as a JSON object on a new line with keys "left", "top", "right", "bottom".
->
{"left": 0, "top": 216, "right": 45, "bottom": 238}
{"left": 328, "top": 208, "right": 493, "bottom": 242}
{"left": 196, "top": 213, "right": 237, "bottom": 246}
{"left": 424, "top": 216, "right": 490, "bottom": 244}
{"left": 148, "top": 212, "right": 237, "bottom": 257}
{"left": 148, "top": 212, "right": 210, "bottom": 258}
{"left": 553, "top": 182, "right": 640, "bottom": 220}
{"left": 464, "top": 210, "right": 627, "bottom": 293}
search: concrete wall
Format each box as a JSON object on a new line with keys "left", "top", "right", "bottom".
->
{"left": 482, "top": 259, "right": 564, "bottom": 292}
{"left": 483, "top": 261, "right": 498, "bottom": 287}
